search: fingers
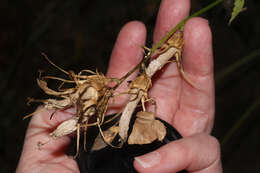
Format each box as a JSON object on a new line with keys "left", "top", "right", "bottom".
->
{"left": 173, "top": 18, "right": 215, "bottom": 136}
{"left": 17, "top": 108, "right": 79, "bottom": 172}
{"left": 149, "top": 0, "right": 190, "bottom": 122}
{"left": 134, "top": 133, "right": 222, "bottom": 173}
{"left": 106, "top": 21, "right": 146, "bottom": 111}
{"left": 153, "top": 0, "right": 190, "bottom": 42}
{"left": 106, "top": 21, "right": 146, "bottom": 80}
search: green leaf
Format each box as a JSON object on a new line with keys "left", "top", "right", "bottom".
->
{"left": 229, "top": 0, "right": 245, "bottom": 24}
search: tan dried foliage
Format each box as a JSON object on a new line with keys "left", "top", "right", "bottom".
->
{"left": 25, "top": 31, "right": 192, "bottom": 156}
{"left": 91, "top": 125, "right": 119, "bottom": 151}
{"left": 91, "top": 134, "right": 107, "bottom": 151}
{"left": 129, "top": 73, "right": 151, "bottom": 92}
{"left": 103, "top": 125, "right": 119, "bottom": 144}
{"left": 153, "top": 31, "right": 194, "bottom": 86}
{"left": 129, "top": 73, "right": 153, "bottom": 110}
{"left": 128, "top": 111, "right": 166, "bottom": 145}
{"left": 29, "top": 71, "right": 112, "bottom": 115}
{"left": 159, "top": 31, "right": 184, "bottom": 52}
{"left": 25, "top": 61, "right": 118, "bottom": 155}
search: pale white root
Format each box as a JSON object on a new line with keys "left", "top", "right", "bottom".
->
{"left": 118, "top": 89, "right": 144, "bottom": 141}
{"left": 119, "top": 47, "right": 179, "bottom": 140}
{"left": 49, "top": 116, "right": 79, "bottom": 139}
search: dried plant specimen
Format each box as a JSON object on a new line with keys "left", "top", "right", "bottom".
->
{"left": 128, "top": 111, "right": 166, "bottom": 145}
{"left": 148, "top": 30, "right": 194, "bottom": 86}
{"left": 25, "top": 31, "right": 191, "bottom": 157}
{"left": 102, "top": 125, "right": 119, "bottom": 144}
{"left": 91, "top": 134, "right": 107, "bottom": 151}
{"left": 25, "top": 55, "right": 120, "bottom": 156}
{"left": 119, "top": 31, "right": 188, "bottom": 141}
{"left": 128, "top": 73, "right": 152, "bottom": 110}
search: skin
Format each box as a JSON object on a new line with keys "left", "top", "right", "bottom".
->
{"left": 16, "top": 0, "right": 222, "bottom": 172}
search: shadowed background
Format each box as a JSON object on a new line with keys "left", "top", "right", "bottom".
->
{"left": 0, "top": 0, "right": 259, "bottom": 172}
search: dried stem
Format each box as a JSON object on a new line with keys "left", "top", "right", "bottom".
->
{"left": 112, "top": 54, "right": 150, "bottom": 90}
{"left": 119, "top": 47, "right": 180, "bottom": 140}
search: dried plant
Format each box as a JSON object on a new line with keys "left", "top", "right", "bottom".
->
{"left": 128, "top": 111, "right": 166, "bottom": 145}
{"left": 25, "top": 30, "right": 192, "bottom": 157}
{"left": 118, "top": 31, "right": 191, "bottom": 141}
{"left": 25, "top": 53, "right": 120, "bottom": 156}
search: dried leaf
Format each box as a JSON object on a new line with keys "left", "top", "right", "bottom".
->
{"left": 91, "top": 126, "right": 119, "bottom": 151}
{"left": 27, "top": 57, "right": 123, "bottom": 157}
{"left": 91, "top": 134, "right": 107, "bottom": 151}
{"left": 42, "top": 98, "right": 72, "bottom": 109}
{"left": 37, "top": 79, "right": 75, "bottom": 96}
{"left": 78, "top": 86, "right": 99, "bottom": 110}
{"left": 128, "top": 111, "right": 166, "bottom": 145}
{"left": 129, "top": 73, "right": 151, "bottom": 92}
{"left": 103, "top": 125, "right": 119, "bottom": 143}
{"left": 24, "top": 98, "right": 72, "bottom": 119}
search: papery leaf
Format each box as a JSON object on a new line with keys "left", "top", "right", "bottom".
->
{"left": 229, "top": 0, "right": 245, "bottom": 24}
{"left": 91, "top": 126, "right": 119, "bottom": 151}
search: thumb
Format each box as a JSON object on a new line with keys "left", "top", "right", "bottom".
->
{"left": 134, "top": 133, "right": 222, "bottom": 173}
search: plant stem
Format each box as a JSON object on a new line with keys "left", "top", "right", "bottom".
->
{"left": 114, "top": 0, "right": 223, "bottom": 90}
{"left": 119, "top": 47, "right": 181, "bottom": 140}
{"left": 150, "top": 0, "right": 223, "bottom": 55}
{"left": 113, "top": 55, "right": 150, "bottom": 90}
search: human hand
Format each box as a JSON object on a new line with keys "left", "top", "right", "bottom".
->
{"left": 107, "top": 0, "right": 222, "bottom": 172}
{"left": 17, "top": 0, "right": 222, "bottom": 172}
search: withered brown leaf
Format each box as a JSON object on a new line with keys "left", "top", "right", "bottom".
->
{"left": 129, "top": 73, "right": 151, "bottom": 92}
{"left": 37, "top": 78, "right": 75, "bottom": 97}
{"left": 91, "top": 125, "right": 119, "bottom": 151}
{"left": 27, "top": 68, "right": 120, "bottom": 156}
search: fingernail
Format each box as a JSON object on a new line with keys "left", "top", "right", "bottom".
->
{"left": 135, "top": 151, "right": 161, "bottom": 168}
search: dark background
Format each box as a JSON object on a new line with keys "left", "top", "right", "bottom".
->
{"left": 1, "top": 0, "right": 260, "bottom": 172}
